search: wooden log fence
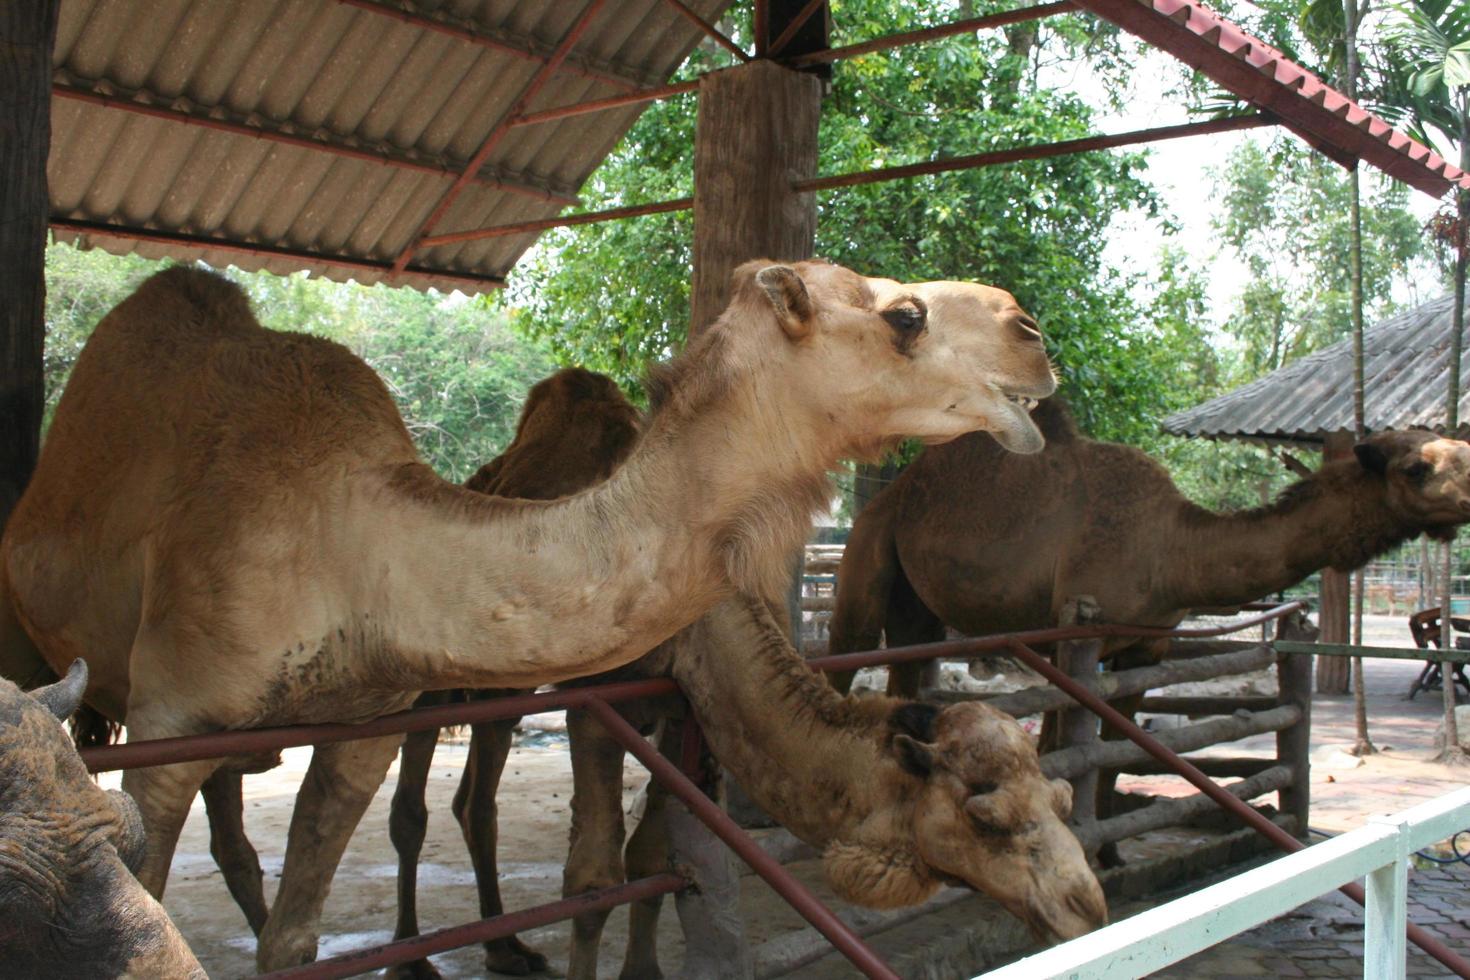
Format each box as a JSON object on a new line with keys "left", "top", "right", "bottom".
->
{"left": 1076, "top": 765, "right": 1296, "bottom": 851}
{"left": 1042, "top": 705, "right": 1303, "bottom": 781}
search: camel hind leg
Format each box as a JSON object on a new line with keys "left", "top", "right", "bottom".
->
{"left": 882, "top": 564, "right": 946, "bottom": 698}
{"left": 451, "top": 698, "right": 547, "bottom": 977}
{"left": 828, "top": 488, "right": 904, "bottom": 693}
{"left": 201, "top": 769, "right": 270, "bottom": 936}
{"left": 385, "top": 708, "right": 444, "bottom": 980}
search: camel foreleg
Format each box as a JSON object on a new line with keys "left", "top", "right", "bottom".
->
{"left": 617, "top": 721, "right": 679, "bottom": 980}
{"left": 452, "top": 706, "right": 548, "bottom": 976}
{"left": 121, "top": 754, "right": 223, "bottom": 899}
{"left": 563, "top": 706, "right": 632, "bottom": 980}
{"left": 256, "top": 733, "right": 403, "bottom": 972}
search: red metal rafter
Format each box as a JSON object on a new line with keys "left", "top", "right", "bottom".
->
{"left": 509, "top": 79, "right": 701, "bottom": 128}
{"left": 420, "top": 197, "right": 693, "bottom": 248}
{"left": 795, "top": 114, "right": 1275, "bottom": 193}
{"left": 52, "top": 82, "right": 579, "bottom": 208}
{"left": 767, "top": 0, "right": 826, "bottom": 57}
{"left": 661, "top": 0, "right": 749, "bottom": 62}
{"left": 1003, "top": 637, "right": 1470, "bottom": 980}
{"left": 49, "top": 218, "right": 505, "bottom": 293}
{"left": 335, "top": 0, "right": 642, "bottom": 91}
{"left": 259, "top": 874, "right": 688, "bottom": 980}
{"left": 1068, "top": 0, "right": 1470, "bottom": 197}
{"left": 390, "top": 0, "right": 608, "bottom": 274}
{"left": 584, "top": 699, "right": 901, "bottom": 980}
{"left": 781, "top": 1, "right": 1076, "bottom": 67}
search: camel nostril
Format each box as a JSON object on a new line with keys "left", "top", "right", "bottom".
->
{"left": 1015, "top": 315, "right": 1042, "bottom": 341}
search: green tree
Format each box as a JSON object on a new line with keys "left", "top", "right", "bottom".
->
{"left": 505, "top": 0, "right": 1212, "bottom": 449}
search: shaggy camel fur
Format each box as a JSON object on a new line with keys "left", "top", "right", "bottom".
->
{"left": 1, "top": 259, "right": 1054, "bottom": 970}
{"left": 0, "top": 661, "right": 203, "bottom": 979}
{"left": 384, "top": 372, "right": 1102, "bottom": 980}
{"left": 829, "top": 399, "right": 1470, "bottom": 860}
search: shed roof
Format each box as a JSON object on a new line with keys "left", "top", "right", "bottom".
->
{"left": 48, "top": 0, "right": 733, "bottom": 294}
{"left": 1162, "top": 296, "right": 1470, "bottom": 445}
{"left": 46, "top": 0, "right": 1470, "bottom": 295}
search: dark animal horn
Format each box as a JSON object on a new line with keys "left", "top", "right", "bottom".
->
{"left": 32, "top": 659, "right": 88, "bottom": 720}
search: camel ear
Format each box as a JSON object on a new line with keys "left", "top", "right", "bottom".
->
{"left": 755, "top": 265, "right": 815, "bottom": 340}
{"left": 1354, "top": 442, "right": 1390, "bottom": 475}
{"left": 892, "top": 733, "right": 935, "bottom": 777}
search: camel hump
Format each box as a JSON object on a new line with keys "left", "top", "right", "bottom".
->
{"left": 112, "top": 266, "right": 259, "bottom": 339}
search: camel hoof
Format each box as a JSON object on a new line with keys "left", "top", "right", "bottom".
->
{"left": 256, "top": 925, "right": 319, "bottom": 973}
{"left": 383, "top": 959, "right": 445, "bottom": 980}
{"left": 485, "top": 936, "right": 550, "bottom": 975}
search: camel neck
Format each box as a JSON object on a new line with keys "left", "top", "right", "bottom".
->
{"left": 1172, "top": 462, "right": 1412, "bottom": 611}
{"left": 347, "top": 388, "right": 837, "bottom": 693}
{"left": 671, "top": 597, "right": 914, "bottom": 849}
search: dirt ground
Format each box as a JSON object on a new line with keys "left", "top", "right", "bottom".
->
{"left": 100, "top": 614, "right": 1470, "bottom": 979}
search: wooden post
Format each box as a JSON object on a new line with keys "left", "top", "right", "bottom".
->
{"left": 1274, "top": 610, "right": 1315, "bottom": 838}
{"left": 1056, "top": 597, "right": 1102, "bottom": 847}
{"left": 677, "top": 40, "right": 824, "bottom": 965}
{"left": 1316, "top": 432, "right": 1353, "bottom": 693}
{"left": 689, "top": 59, "right": 821, "bottom": 331}
{"left": 0, "top": 2, "right": 61, "bottom": 526}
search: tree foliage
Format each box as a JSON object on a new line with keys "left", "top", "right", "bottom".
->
{"left": 505, "top": 0, "right": 1214, "bottom": 448}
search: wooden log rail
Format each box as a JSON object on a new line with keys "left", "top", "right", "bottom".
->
{"left": 1041, "top": 704, "right": 1302, "bottom": 781}
{"left": 1076, "top": 765, "right": 1296, "bottom": 851}
{"left": 927, "top": 644, "right": 1277, "bottom": 715}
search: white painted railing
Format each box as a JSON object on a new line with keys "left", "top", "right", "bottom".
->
{"left": 981, "top": 786, "right": 1470, "bottom": 980}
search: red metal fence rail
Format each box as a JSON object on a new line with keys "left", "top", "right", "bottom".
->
{"left": 80, "top": 600, "right": 1468, "bottom": 980}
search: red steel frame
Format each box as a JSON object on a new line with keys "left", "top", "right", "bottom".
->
{"left": 78, "top": 600, "right": 1470, "bottom": 979}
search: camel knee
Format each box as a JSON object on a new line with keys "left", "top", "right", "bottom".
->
{"left": 389, "top": 786, "right": 429, "bottom": 860}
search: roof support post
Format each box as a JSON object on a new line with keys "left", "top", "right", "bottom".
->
{"left": 1317, "top": 432, "right": 1355, "bottom": 693}
{"left": 684, "top": 54, "right": 822, "bottom": 952}
{"left": 0, "top": 0, "right": 60, "bottom": 524}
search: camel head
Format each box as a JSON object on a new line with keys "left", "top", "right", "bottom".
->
{"left": 0, "top": 661, "right": 203, "bottom": 977}
{"left": 886, "top": 700, "right": 1106, "bottom": 941}
{"left": 717, "top": 258, "right": 1057, "bottom": 455}
{"left": 1354, "top": 430, "right": 1470, "bottom": 540}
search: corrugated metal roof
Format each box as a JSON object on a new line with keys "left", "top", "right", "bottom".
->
{"left": 48, "top": 0, "right": 735, "bottom": 293}
{"left": 1163, "top": 296, "right": 1470, "bottom": 444}
{"left": 1075, "top": 0, "right": 1469, "bottom": 198}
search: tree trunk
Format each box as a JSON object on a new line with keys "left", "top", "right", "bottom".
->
{"left": 0, "top": 1, "right": 60, "bottom": 527}
{"left": 1317, "top": 443, "right": 1353, "bottom": 694}
{"left": 1437, "top": 113, "right": 1469, "bottom": 767}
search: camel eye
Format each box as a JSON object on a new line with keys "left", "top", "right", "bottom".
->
{"left": 969, "top": 781, "right": 998, "bottom": 796}
{"left": 1404, "top": 461, "right": 1431, "bottom": 480}
{"left": 881, "top": 302, "right": 927, "bottom": 334}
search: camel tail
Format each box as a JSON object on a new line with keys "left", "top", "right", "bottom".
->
{"left": 72, "top": 703, "right": 123, "bottom": 749}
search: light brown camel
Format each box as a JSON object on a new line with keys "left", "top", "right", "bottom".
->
{"left": 0, "top": 661, "right": 204, "bottom": 979}
{"left": 829, "top": 399, "right": 1470, "bottom": 860}
{"left": 384, "top": 371, "right": 1102, "bottom": 980}
{"left": 1, "top": 259, "right": 1055, "bottom": 970}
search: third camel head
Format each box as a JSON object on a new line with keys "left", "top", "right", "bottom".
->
{"left": 685, "top": 258, "right": 1057, "bottom": 456}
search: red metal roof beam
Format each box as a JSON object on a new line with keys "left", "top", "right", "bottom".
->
{"left": 392, "top": 0, "right": 610, "bottom": 274}
{"left": 420, "top": 196, "right": 694, "bottom": 248}
{"left": 781, "top": 1, "right": 1076, "bottom": 67}
{"left": 50, "top": 218, "right": 506, "bottom": 293}
{"left": 661, "top": 0, "right": 750, "bottom": 62}
{"left": 767, "top": 0, "right": 827, "bottom": 57}
{"left": 508, "top": 79, "right": 701, "bottom": 128}
{"left": 335, "top": 0, "right": 642, "bottom": 92}
{"left": 795, "top": 113, "right": 1275, "bottom": 193}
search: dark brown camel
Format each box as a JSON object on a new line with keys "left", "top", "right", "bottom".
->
{"left": 829, "top": 400, "right": 1470, "bottom": 859}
